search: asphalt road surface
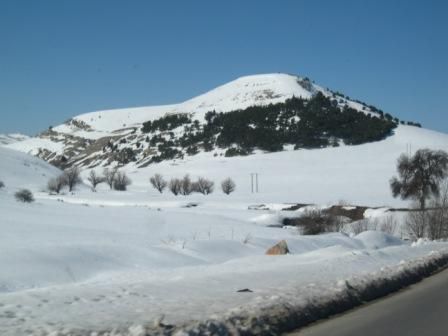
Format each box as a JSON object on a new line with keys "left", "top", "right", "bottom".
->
{"left": 291, "top": 268, "right": 448, "bottom": 336}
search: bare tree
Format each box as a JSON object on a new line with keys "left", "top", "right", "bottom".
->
{"left": 193, "top": 177, "right": 214, "bottom": 195}
{"left": 103, "top": 167, "right": 118, "bottom": 190}
{"left": 47, "top": 175, "right": 67, "bottom": 194}
{"left": 221, "top": 177, "right": 236, "bottom": 195}
{"left": 113, "top": 171, "right": 131, "bottom": 191}
{"left": 169, "top": 178, "right": 182, "bottom": 196}
{"left": 378, "top": 215, "right": 398, "bottom": 235}
{"left": 180, "top": 174, "right": 193, "bottom": 196}
{"left": 405, "top": 203, "right": 430, "bottom": 240}
{"left": 351, "top": 218, "right": 372, "bottom": 235}
{"left": 150, "top": 174, "right": 167, "bottom": 193}
{"left": 390, "top": 149, "right": 448, "bottom": 210}
{"left": 63, "top": 167, "right": 82, "bottom": 192}
{"left": 87, "top": 170, "right": 105, "bottom": 191}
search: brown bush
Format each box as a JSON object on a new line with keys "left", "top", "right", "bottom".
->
{"left": 284, "top": 209, "right": 345, "bottom": 235}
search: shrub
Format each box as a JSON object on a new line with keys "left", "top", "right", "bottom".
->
{"left": 224, "top": 147, "right": 250, "bottom": 157}
{"left": 115, "top": 148, "right": 136, "bottom": 164}
{"left": 221, "top": 178, "right": 236, "bottom": 195}
{"left": 351, "top": 218, "right": 375, "bottom": 235}
{"left": 169, "top": 178, "right": 182, "bottom": 196}
{"left": 404, "top": 180, "right": 448, "bottom": 240}
{"left": 15, "top": 189, "right": 34, "bottom": 203}
{"left": 113, "top": 171, "right": 131, "bottom": 191}
{"left": 47, "top": 175, "right": 67, "bottom": 194}
{"left": 0, "top": 180, "right": 4, "bottom": 189}
{"left": 180, "top": 175, "right": 193, "bottom": 195}
{"left": 186, "top": 145, "right": 199, "bottom": 156}
{"left": 150, "top": 174, "right": 167, "bottom": 193}
{"left": 87, "top": 170, "right": 105, "bottom": 191}
{"left": 63, "top": 166, "right": 82, "bottom": 192}
{"left": 378, "top": 215, "right": 398, "bottom": 235}
{"left": 193, "top": 177, "right": 214, "bottom": 195}
{"left": 287, "top": 209, "right": 344, "bottom": 235}
{"left": 142, "top": 114, "right": 191, "bottom": 133}
{"left": 405, "top": 207, "right": 429, "bottom": 240}
{"left": 103, "top": 167, "right": 118, "bottom": 190}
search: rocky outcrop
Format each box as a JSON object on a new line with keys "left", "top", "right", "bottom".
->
{"left": 266, "top": 240, "right": 290, "bottom": 255}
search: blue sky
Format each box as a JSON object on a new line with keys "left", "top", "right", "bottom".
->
{"left": 1, "top": 0, "right": 447, "bottom": 135}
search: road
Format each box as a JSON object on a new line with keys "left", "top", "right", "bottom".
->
{"left": 291, "top": 268, "right": 448, "bottom": 336}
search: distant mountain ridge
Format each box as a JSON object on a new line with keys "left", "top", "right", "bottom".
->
{"left": 5, "top": 73, "right": 421, "bottom": 169}
{"left": 0, "top": 134, "right": 29, "bottom": 146}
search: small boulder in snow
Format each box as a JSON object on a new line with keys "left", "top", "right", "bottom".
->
{"left": 266, "top": 240, "right": 290, "bottom": 255}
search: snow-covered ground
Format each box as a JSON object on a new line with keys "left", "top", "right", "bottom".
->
{"left": 2, "top": 145, "right": 448, "bottom": 335}
{"left": 0, "top": 134, "right": 29, "bottom": 146}
{"left": 2, "top": 71, "right": 448, "bottom": 333}
{"left": 55, "top": 124, "right": 448, "bottom": 208}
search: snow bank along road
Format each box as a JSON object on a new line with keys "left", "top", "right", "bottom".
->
{"left": 294, "top": 268, "right": 448, "bottom": 336}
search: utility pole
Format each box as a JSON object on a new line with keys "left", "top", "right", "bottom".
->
{"left": 250, "top": 173, "right": 253, "bottom": 193}
{"left": 256, "top": 173, "right": 259, "bottom": 193}
{"left": 250, "top": 173, "right": 259, "bottom": 193}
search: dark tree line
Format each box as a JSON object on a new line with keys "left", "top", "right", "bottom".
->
{"left": 139, "top": 92, "right": 398, "bottom": 161}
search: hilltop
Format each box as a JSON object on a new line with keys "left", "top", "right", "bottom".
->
{"left": 6, "top": 73, "right": 417, "bottom": 169}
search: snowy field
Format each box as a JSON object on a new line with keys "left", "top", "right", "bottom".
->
{"left": 49, "top": 124, "right": 448, "bottom": 208}
{"left": 2, "top": 191, "right": 448, "bottom": 335}
{"left": 1, "top": 124, "right": 448, "bottom": 334}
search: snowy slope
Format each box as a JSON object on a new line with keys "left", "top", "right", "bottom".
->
{"left": 4, "top": 73, "right": 448, "bottom": 207}
{"left": 2, "top": 188, "right": 448, "bottom": 335}
{"left": 0, "top": 146, "right": 60, "bottom": 191}
{"left": 49, "top": 124, "right": 445, "bottom": 208}
{"left": 3, "top": 190, "right": 448, "bottom": 333}
{"left": 6, "top": 73, "right": 376, "bottom": 151}
{"left": 56, "top": 74, "right": 321, "bottom": 132}
{"left": 0, "top": 133, "right": 29, "bottom": 146}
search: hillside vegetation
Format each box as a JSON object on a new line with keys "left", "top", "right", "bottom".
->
{"left": 140, "top": 92, "right": 397, "bottom": 163}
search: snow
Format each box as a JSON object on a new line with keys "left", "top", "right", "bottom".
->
{"left": 51, "top": 124, "right": 444, "bottom": 208}
{"left": 0, "top": 133, "right": 29, "bottom": 146}
{"left": 8, "top": 73, "right": 356, "bottom": 136}
{"left": 6, "top": 79, "right": 448, "bottom": 207}
{"left": 1, "top": 148, "right": 448, "bottom": 334}
{"left": 175, "top": 73, "right": 313, "bottom": 119}
{"left": 2, "top": 73, "right": 448, "bottom": 334}
{"left": 354, "top": 231, "right": 404, "bottom": 249}
{"left": 61, "top": 74, "right": 313, "bottom": 133}
{"left": 7, "top": 137, "right": 66, "bottom": 156}
{"left": 0, "top": 146, "right": 60, "bottom": 190}
{"left": 51, "top": 123, "right": 118, "bottom": 140}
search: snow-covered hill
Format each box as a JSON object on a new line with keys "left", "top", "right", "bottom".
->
{"left": 53, "top": 74, "right": 331, "bottom": 133}
{"left": 6, "top": 73, "right": 389, "bottom": 168}
{"left": 0, "top": 133, "right": 29, "bottom": 146}
{"left": 4, "top": 73, "right": 447, "bottom": 206}
{"left": 0, "top": 146, "right": 60, "bottom": 191}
